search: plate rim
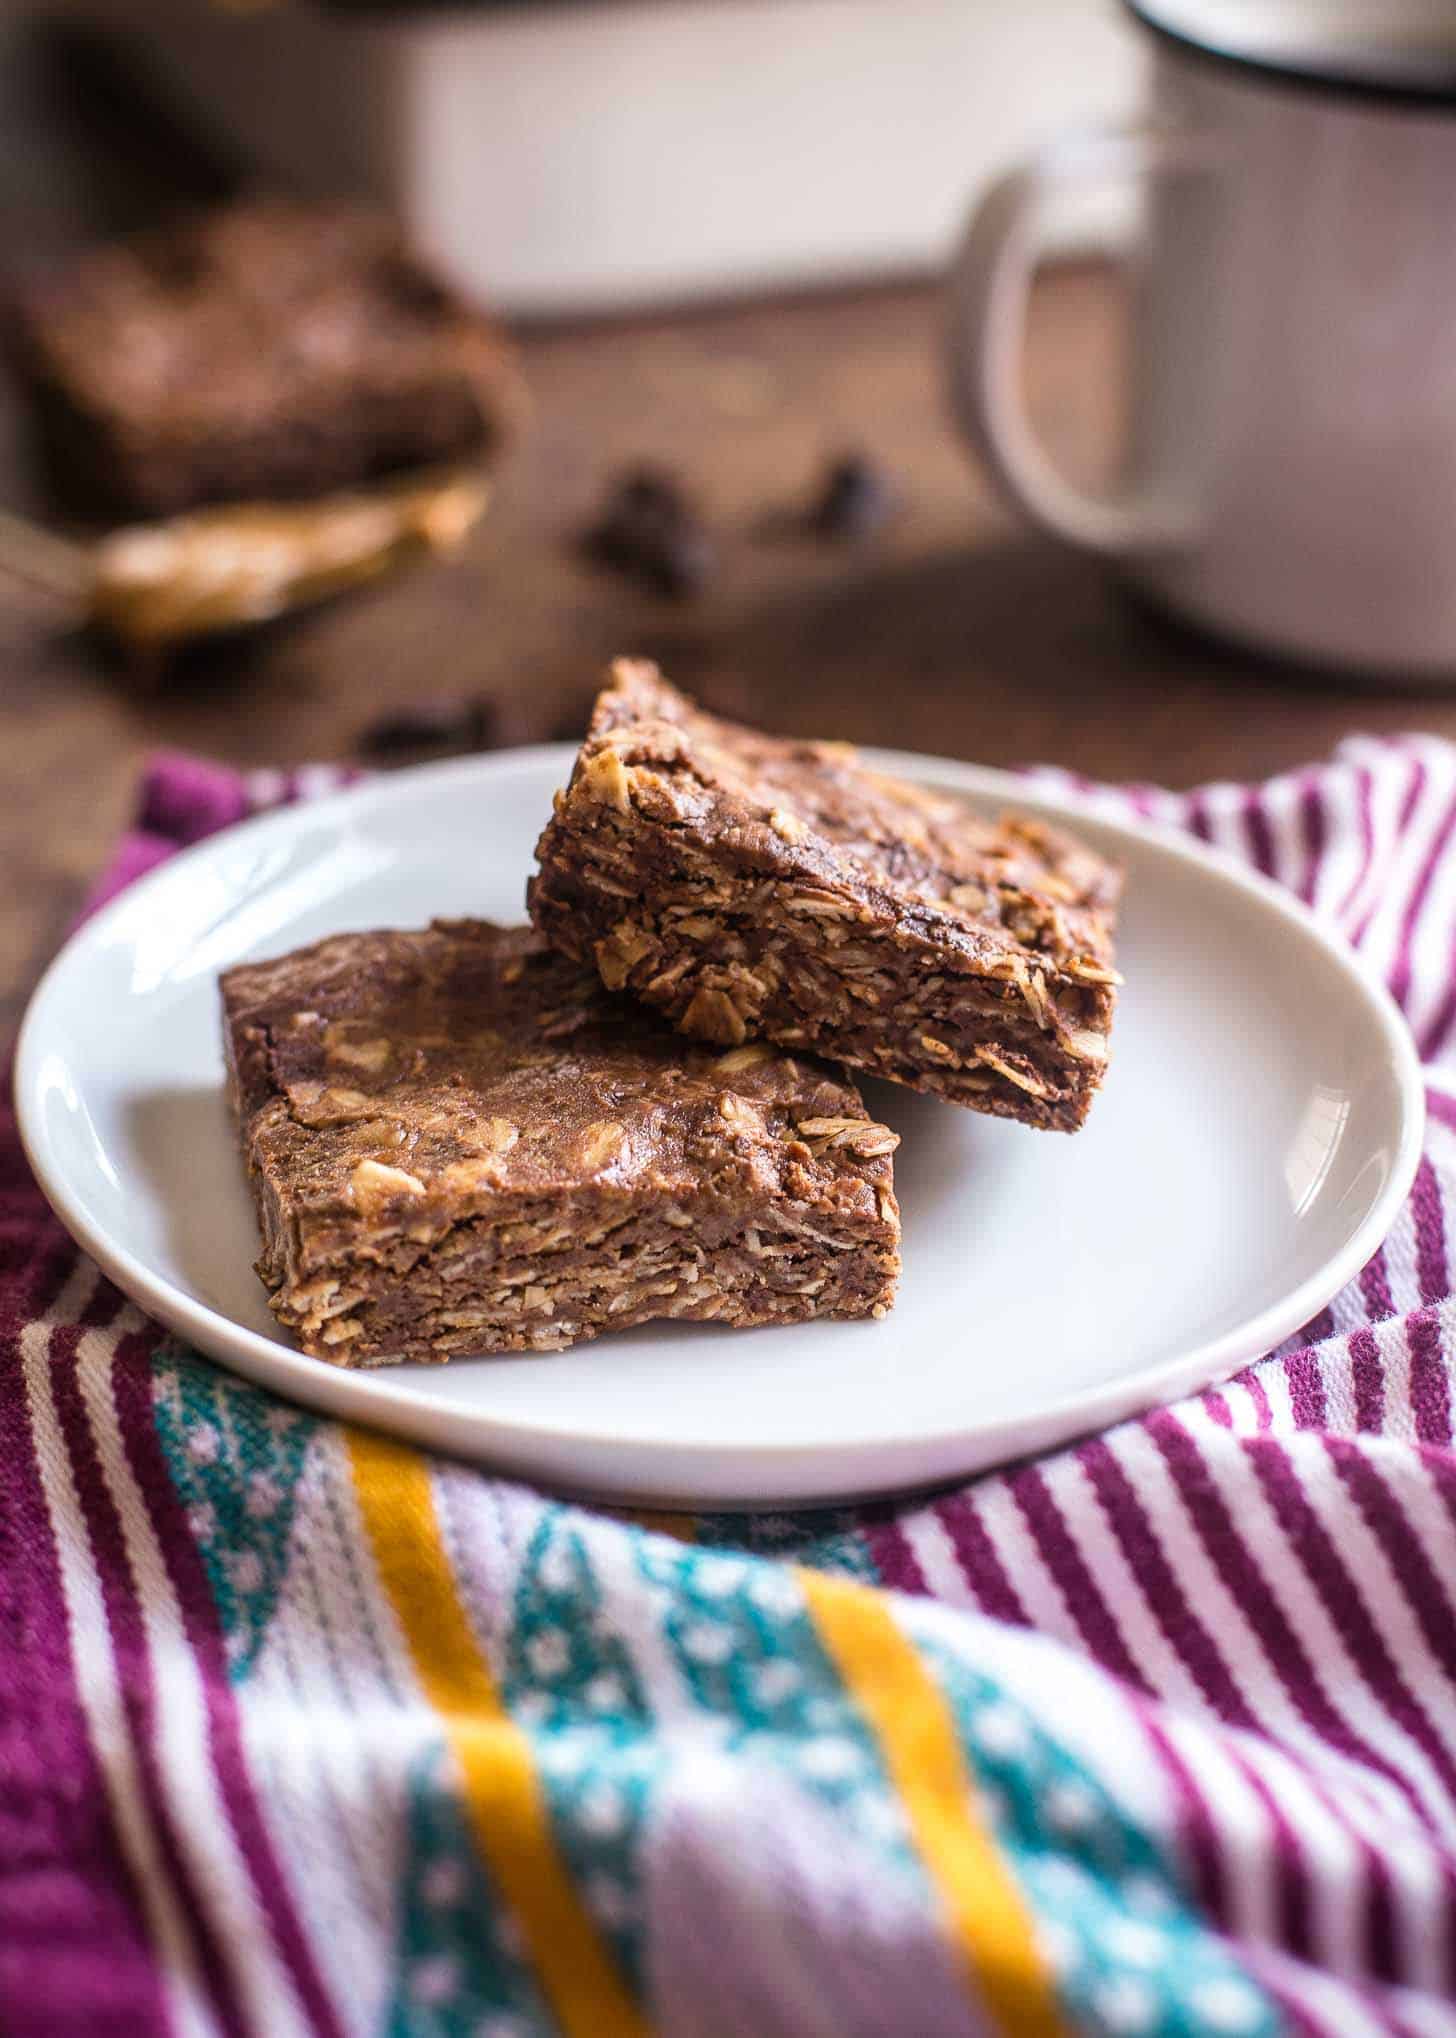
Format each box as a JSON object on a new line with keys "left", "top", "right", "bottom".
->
{"left": 14, "top": 743, "right": 1428, "bottom": 1501}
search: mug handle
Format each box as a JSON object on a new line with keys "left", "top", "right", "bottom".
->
{"left": 946, "top": 124, "right": 1222, "bottom": 557}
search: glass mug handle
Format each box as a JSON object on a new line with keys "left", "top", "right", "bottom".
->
{"left": 945, "top": 124, "right": 1223, "bottom": 557}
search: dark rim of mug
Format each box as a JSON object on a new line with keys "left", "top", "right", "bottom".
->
{"left": 1125, "top": 2, "right": 1456, "bottom": 111}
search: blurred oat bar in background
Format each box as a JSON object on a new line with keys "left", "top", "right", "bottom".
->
{"left": 12, "top": 198, "right": 524, "bottom": 519}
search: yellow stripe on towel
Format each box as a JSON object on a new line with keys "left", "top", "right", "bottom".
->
{"left": 800, "top": 1569, "right": 1064, "bottom": 2038}
{"left": 347, "top": 1431, "right": 648, "bottom": 2038}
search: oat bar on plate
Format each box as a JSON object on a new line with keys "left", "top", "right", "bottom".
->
{"left": 221, "top": 921, "right": 900, "bottom": 1365}
{"left": 528, "top": 661, "right": 1121, "bottom": 1131}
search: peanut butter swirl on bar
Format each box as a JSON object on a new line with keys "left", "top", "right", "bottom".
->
{"left": 529, "top": 661, "right": 1122, "bottom": 1131}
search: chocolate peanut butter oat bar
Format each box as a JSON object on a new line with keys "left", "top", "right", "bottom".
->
{"left": 222, "top": 921, "right": 899, "bottom": 1364}
{"left": 529, "top": 663, "right": 1121, "bottom": 1131}
{"left": 15, "top": 200, "right": 523, "bottom": 518}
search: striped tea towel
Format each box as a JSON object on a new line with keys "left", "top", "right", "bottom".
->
{"left": 6, "top": 737, "right": 1456, "bottom": 2038}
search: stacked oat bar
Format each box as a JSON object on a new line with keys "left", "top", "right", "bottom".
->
{"left": 223, "top": 660, "right": 1121, "bottom": 1365}
{"left": 529, "top": 661, "right": 1120, "bottom": 1133}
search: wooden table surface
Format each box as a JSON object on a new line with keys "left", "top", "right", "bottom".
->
{"left": 5, "top": 22, "right": 1456, "bottom": 1044}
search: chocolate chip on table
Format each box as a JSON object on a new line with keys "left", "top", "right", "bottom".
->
{"left": 808, "top": 453, "right": 899, "bottom": 541}
{"left": 582, "top": 467, "right": 716, "bottom": 598}
{"left": 548, "top": 690, "right": 602, "bottom": 745}
{"left": 359, "top": 693, "right": 508, "bottom": 758}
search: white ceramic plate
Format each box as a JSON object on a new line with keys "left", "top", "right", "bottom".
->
{"left": 16, "top": 747, "right": 1424, "bottom": 1508}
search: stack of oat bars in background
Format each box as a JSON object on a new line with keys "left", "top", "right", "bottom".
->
{"left": 222, "top": 659, "right": 1123, "bottom": 1367}
{"left": 9, "top": 198, "right": 523, "bottom": 657}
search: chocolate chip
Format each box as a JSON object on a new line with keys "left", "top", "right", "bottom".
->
{"left": 582, "top": 466, "right": 716, "bottom": 598}
{"left": 548, "top": 692, "right": 600, "bottom": 745}
{"left": 809, "top": 453, "right": 898, "bottom": 541}
{"left": 358, "top": 693, "right": 506, "bottom": 758}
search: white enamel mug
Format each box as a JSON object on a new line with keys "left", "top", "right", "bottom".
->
{"left": 948, "top": 1, "right": 1456, "bottom": 678}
